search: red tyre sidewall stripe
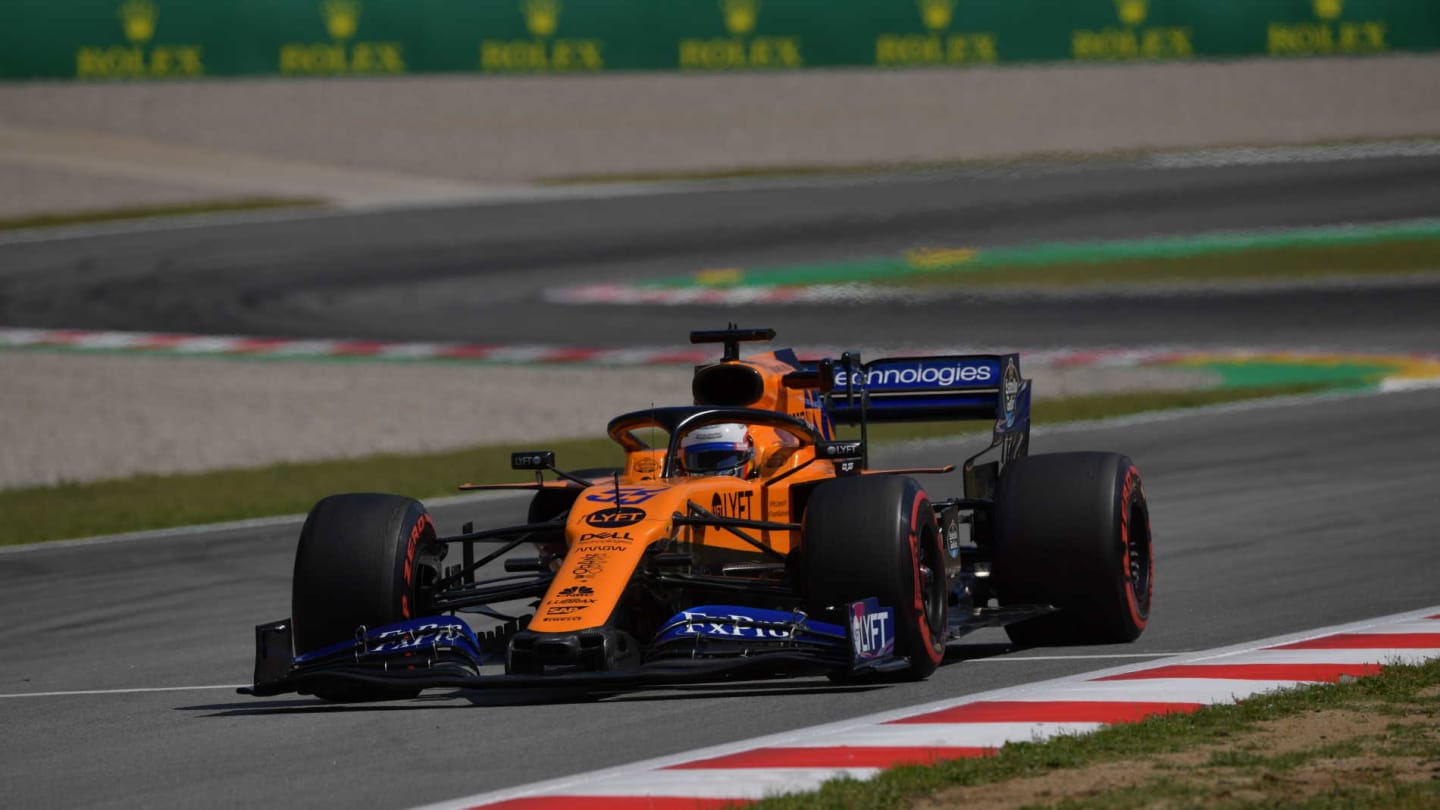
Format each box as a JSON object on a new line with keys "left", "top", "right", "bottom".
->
{"left": 400, "top": 511, "right": 433, "bottom": 620}
{"left": 1120, "top": 465, "right": 1150, "bottom": 630}
{"left": 909, "top": 487, "right": 943, "bottom": 664}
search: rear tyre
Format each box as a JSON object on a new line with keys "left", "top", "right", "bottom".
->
{"left": 292, "top": 493, "right": 444, "bottom": 701}
{"left": 801, "top": 476, "right": 947, "bottom": 680}
{"left": 992, "top": 452, "right": 1153, "bottom": 646}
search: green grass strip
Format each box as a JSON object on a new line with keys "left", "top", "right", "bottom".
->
{"left": 0, "top": 196, "right": 328, "bottom": 231}
{"left": 898, "top": 237, "right": 1440, "bottom": 289}
{"left": 641, "top": 221, "right": 1440, "bottom": 290}
{"left": 0, "top": 384, "right": 1327, "bottom": 547}
{"left": 748, "top": 656, "right": 1440, "bottom": 809}
{"left": 1192, "top": 360, "right": 1397, "bottom": 390}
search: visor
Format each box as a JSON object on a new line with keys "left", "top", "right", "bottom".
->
{"left": 683, "top": 442, "right": 749, "bottom": 474}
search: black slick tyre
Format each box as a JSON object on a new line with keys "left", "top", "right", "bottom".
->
{"left": 801, "top": 475, "right": 947, "bottom": 679}
{"left": 992, "top": 452, "right": 1153, "bottom": 646}
{"left": 292, "top": 493, "right": 443, "bottom": 701}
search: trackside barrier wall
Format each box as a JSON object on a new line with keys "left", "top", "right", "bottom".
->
{"left": 2, "top": 1, "right": 1437, "bottom": 81}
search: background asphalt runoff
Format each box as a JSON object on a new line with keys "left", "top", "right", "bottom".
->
{"left": 2, "top": 387, "right": 1438, "bottom": 808}
{"left": 2, "top": 146, "right": 1439, "bottom": 808}
{"left": 2, "top": 152, "right": 1440, "bottom": 351}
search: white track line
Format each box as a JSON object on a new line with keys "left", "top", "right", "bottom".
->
{"left": 976, "top": 652, "right": 1189, "bottom": 661}
{"left": 0, "top": 684, "right": 247, "bottom": 699}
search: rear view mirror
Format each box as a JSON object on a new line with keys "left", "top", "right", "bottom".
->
{"left": 511, "top": 451, "right": 556, "bottom": 471}
{"left": 818, "top": 440, "right": 864, "bottom": 475}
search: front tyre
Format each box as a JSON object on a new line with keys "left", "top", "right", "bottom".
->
{"left": 992, "top": 452, "right": 1153, "bottom": 646}
{"left": 292, "top": 493, "right": 444, "bottom": 701}
{"left": 801, "top": 476, "right": 948, "bottom": 679}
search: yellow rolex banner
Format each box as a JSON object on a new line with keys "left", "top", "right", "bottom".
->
{"left": 0, "top": 0, "right": 1435, "bottom": 81}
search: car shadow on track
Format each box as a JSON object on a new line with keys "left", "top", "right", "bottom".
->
{"left": 183, "top": 643, "right": 1018, "bottom": 716}
{"left": 945, "top": 642, "right": 1017, "bottom": 663}
{"left": 178, "top": 694, "right": 481, "bottom": 717}
{"left": 184, "top": 682, "right": 878, "bottom": 716}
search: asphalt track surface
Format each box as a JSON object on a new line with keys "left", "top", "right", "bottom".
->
{"left": 1, "top": 153, "right": 1440, "bottom": 352}
{"left": 3, "top": 387, "right": 1439, "bottom": 808}
{"left": 3, "top": 151, "right": 1439, "bottom": 808}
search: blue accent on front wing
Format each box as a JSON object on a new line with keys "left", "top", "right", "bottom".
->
{"left": 654, "top": 605, "right": 845, "bottom": 647}
{"left": 293, "top": 616, "right": 486, "bottom": 667}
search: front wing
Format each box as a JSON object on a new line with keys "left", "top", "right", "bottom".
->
{"left": 241, "top": 601, "right": 909, "bottom": 698}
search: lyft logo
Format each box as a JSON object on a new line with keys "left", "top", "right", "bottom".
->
{"left": 850, "top": 600, "right": 895, "bottom": 661}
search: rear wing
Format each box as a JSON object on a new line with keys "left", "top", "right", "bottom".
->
{"left": 816, "top": 352, "right": 1032, "bottom": 488}
{"left": 823, "top": 353, "right": 1027, "bottom": 427}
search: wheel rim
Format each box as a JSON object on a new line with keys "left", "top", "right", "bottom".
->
{"left": 1126, "top": 502, "right": 1152, "bottom": 615}
{"left": 919, "top": 525, "right": 947, "bottom": 638}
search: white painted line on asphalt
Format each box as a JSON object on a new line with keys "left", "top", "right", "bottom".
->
{"left": 1150, "top": 139, "right": 1440, "bottom": 169}
{"left": 976, "top": 652, "right": 1188, "bottom": 661}
{"left": 1381, "top": 376, "right": 1440, "bottom": 392}
{"left": 0, "top": 684, "right": 248, "bottom": 699}
{"left": 820, "top": 722, "right": 1108, "bottom": 748}
{"left": 556, "top": 768, "right": 882, "bottom": 800}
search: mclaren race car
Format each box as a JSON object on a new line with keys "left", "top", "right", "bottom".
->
{"left": 245, "top": 327, "right": 1153, "bottom": 701}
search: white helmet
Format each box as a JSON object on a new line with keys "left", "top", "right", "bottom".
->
{"left": 679, "top": 423, "right": 754, "bottom": 478}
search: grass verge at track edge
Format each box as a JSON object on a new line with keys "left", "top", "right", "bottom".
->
{"left": 622, "top": 220, "right": 1440, "bottom": 292}
{"left": 749, "top": 656, "right": 1440, "bottom": 809}
{"left": 0, "top": 196, "right": 327, "bottom": 232}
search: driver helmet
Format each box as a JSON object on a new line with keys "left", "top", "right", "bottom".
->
{"left": 679, "top": 423, "right": 755, "bottom": 478}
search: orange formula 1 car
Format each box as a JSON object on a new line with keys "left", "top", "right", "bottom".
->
{"left": 245, "top": 327, "right": 1153, "bottom": 701}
